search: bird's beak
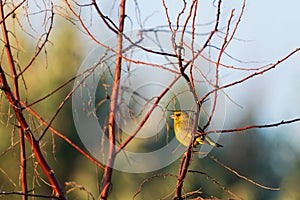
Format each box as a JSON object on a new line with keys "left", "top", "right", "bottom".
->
{"left": 170, "top": 114, "right": 175, "bottom": 119}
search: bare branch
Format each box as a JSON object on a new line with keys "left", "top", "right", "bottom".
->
{"left": 209, "top": 156, "right": 280, "bottom": 191}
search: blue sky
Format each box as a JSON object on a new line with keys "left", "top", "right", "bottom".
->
{"left": 91, "top": 0, "right": 300, "bottom": 149}
{"left": 127, "top": 2, "right": 298, "bottom": 108}
{"left": 129, "top": 0, "right": 300, "bottom": 146}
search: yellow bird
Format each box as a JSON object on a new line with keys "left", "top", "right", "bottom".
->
{"left": 170, "top": 111, "right": 223, "bottom": 147}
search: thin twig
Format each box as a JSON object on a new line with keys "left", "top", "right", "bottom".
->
{"left": 0, "top": 66, "right": 66, "bottom": 199}
{"left": 0, "top": 191, "right": 60, "bottom": 199}
{"left": 209, "top": 156, "right": 280, "bottom": 191}
{"left": 133, "top": 173, "right": 178, "bottom": 200}
{"left": 20, "top": 101, "right": 105, "bottom": 169}
{"left": 99, "top": 1, "right": 126, "bottom": 199}
{"left": 0, "top": 2, "right": 28, "bottom": 198}
{"left": 189, "top": 170, "right": 244, "bottom": 200}
{"left": 204, "top": 117, "right": 300, "bottom": 135}
{"left": 200, "top": 48, "right": 300, "bottom": 103}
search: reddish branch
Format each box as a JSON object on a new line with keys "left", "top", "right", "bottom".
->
{"left": 203, "top": 8, "right": 235, "bottom": 131}
{"left": 18, "top": 3, "right": 54, "bottom": 76}
{"left": 0, "top": 191, "right": 60, "bottom": 199}
{"left": 0, "top": 66, "right": 66, "bottom": 199}
{"left": 0, "top": 2, "right": 65, "bottom": 199}
{"left": 0, "top": 0, "right": 26, "bottom": 24}
{"left": 99, "top": 0, "right": 126, "bottom": 199}
{"left": 0, "top": 2, "right": 27, "bottom": 199}
{"left": 63, "top": 0, "right": 110, "bottom": 47}
{"left": 189, "top": 0, "right": 198, "bottom": 89}
{"left": 209, "top": 155, "right": 280, "bottom": 191}
{"left": 173, "top": 1, "right": 224, "bottom": 199}
{"left": 203, "top": 117, "right": 300, "bottom": 135}
{"left": 162, "top": 0, "right": 173, "bottom": 32}
{"left": 183, "top": 0, "right": 222, "bottom": 71}
{"left": 200, "top": 47, "right": 300, "bottom": 104}
{"left": 188, "top": 170, "right": 242, "bottom": 199}
{"left": 116, "top": 76, "right": 180, "bottom": 153}
{"left": 20, "top": 101, "right": 105, "bottom": 170}
{"left": 174, "top": 147, "right": 193, "bottom": 200}
{"left": 133, "top": 173, "right": 178, "bottom": 200}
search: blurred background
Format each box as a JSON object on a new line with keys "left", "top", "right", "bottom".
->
{"left": 0, "top": 0, "right": 300, "bottom": 199}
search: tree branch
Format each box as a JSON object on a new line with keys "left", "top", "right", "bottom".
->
{"left": 0, "top": 2, "right": 27, "bottom": 198}
{"left": 0, "top": 66, "right": 66, "bottom": 199}
{"left": 99, "top": 0, "right": 126, "bottom": 199}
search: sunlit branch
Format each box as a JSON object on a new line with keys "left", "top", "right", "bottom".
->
{"left": 200, "top": 48, "right": 300, "bottom": 103}
{"left": 204, "top": 117, "right": 300, "bottom": 135}
{"left": 209, "top": 155, "right": 280, "bottom": 191}
{"left": 99, "top": 0, "right": 126, "bottom": 199}
{"left": 189, "top": 170, "right": 243, "bottom": 199}
{"left": 0, "top": 2, "right": 27, "bottom": 198}
{"left": 20, "top": 101, "right": 105, "bottom": 170}
{"left": 0, "top": 65, "right": 66, "bottom": 199}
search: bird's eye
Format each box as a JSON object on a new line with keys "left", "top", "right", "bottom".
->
{"left": 175, "top": 113, "right": 181, "bottom": 117}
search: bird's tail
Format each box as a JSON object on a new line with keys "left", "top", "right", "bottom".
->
{"left": 203, "top": 135, "right": 223, "bottom": 147}
{"left": 195, "top": 135, "right": 223, "bottom": 147}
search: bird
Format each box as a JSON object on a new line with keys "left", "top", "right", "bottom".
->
{"left": 170, "top": 111, "right": 223, "bottom": 147}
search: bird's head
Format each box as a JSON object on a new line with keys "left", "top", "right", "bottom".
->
{"left": 170, "top": 111, "right": 190, "bottom": 123}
